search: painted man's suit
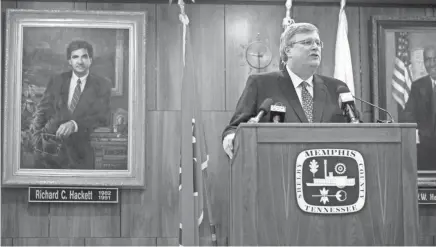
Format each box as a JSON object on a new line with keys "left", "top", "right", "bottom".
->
{"left": 31, "top": 71, "right": 111, "bottom": 169}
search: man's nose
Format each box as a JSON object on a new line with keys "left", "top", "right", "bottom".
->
{"left": 311, "top": 45, "right": 320, "bottom": 51}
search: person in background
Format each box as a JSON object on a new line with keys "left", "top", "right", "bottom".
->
{"left": 400, "top": 45, "right": 436, "bottom": 170}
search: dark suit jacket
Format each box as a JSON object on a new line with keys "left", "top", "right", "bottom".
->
{"left": 400, "top": 75, "right": 436, "bottom": 170}
{"left": 31, "top": 71, "right": 111, "bottom": 169}
{"left": 401, "top": 75, "right": 436, "bottom": 142}
{"left": 222, "top": 69, "right": 350, "bottom": 139}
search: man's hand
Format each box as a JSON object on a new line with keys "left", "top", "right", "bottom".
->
{"left": 247, "top": 117, "right": 258, "bottom": 124}
{"left": 56, "top": 121, "right": 76, "bottom": 138}
{"left": 223, "top": 133, "right": 236, "bottom": 159}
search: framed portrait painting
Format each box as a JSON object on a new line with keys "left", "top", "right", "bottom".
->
{"left": 2, "top": 9, "right": 147, "bottom": 187}
{"left": 371, "top": 15, "right": 436, "bottom": 187}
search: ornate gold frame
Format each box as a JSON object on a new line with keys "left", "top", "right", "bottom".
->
{"left": 2, "top": 9, "right": 147, "bottom": 187}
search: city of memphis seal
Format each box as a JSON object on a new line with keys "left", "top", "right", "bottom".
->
{"left": 295, "top": 149, "right": 365, "bottom": 214}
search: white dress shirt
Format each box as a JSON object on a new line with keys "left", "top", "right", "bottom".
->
{"left": 67, "top": 72, "right": 89, "bottom": 132}
{"left": 286, "top": 66, "right": 314, "bottom": 105}
{"left": 68, "top": 72, "right": 88, "bottom": 106}
{"left": 431, "top": 77, "right": 436, "bottom": 91}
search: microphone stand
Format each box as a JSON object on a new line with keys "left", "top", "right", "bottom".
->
{"left": 352, "top": 96, "right": 394, "bottom": 123}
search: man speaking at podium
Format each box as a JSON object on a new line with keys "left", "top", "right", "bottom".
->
{"left": 222, "top": 22, "right": 356, "bottom": 159}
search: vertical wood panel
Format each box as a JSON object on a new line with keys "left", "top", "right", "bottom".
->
{"left": 49, "top": 203, "right": 120, "bottom": 237}
{"left": 401, "top": 128, "right": 419, "bottom": 244}
{"left": 156, "top": 4, "right": 182, "bottom": 110}
{"left": 1, "top": 238, "right": 13, "bottom": 246}
{"left": 119, "top": 111, "right": 159, "bottom": 235}
{"left": 420, "top": 215, "right": 436, "bottom": 236}
{"left": 119, "top": 111, "right": 180, "bottom": 237}
{"left": 419, "top": 206, "right": 436, "bottom": 236}
{"left": 189, "top": 5, "right": 225, "bottom": 111}
{"left": 120, "top": 111, "right": 180, "bottom": 238}
{"left": 16, "top": 1, "right": 75, "bottom": 9}
{"left": 73, "top": 1, "right": 87, "bottom": 10}
{"left": 225, "top": 5, "right": 283, "bottom": 111}
{"left": 424, "top": 7, "right": 434, "bottom": 16}
{"left": 1, "top": 1, "right": 16, "bottom": 12}
{"left": 202, "top": 111, "right": 233, "bottom": 245}
{"left": 155, "top": 111, "right": 181, "bottom": 237}
{"left": 1, "top": 189, "right": 49, "bottom": 237}
{"left": 85, "top": 237, "right": 156, "bottom": 246}
{"left": 419, "top": 235, "right": 434, "bottom": 246}
{"left": 230, "top": 127, "right": 258, "bottom": 245}
{"left": 358, "top": 6, "right": 429, "bottom": 122}
{"left": 157, "top": 237, "right": 177, "bottom": 246}
{"left": 85, "top": 2, "right": 157, "bottom": 111}
{"left": 13, "top": 238, "right": 84, "bottom": 246}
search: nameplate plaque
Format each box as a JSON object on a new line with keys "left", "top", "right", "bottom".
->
{"left": 28, "top": 187, "right": 118, "bottom": 203}
{"left": 418, "top": 188, "right": 436, "bottom": 205}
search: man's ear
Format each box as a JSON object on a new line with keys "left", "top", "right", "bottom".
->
{"left": 285, "top": 47, "right": 292, "bottom": 59}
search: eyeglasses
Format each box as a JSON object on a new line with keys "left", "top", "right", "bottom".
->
{"left": 291, "top": 39, "right": 323, "bottom": 48}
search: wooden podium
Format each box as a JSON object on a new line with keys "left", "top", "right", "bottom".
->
{"left": 230, "top": 123, "right": 418, "bottom": 246}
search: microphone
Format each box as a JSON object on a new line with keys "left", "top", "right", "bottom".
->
{"left": 251, "top": 98, "right": 274, "bottom": 123}
{"left": 270, "top": 102, "right": 286, "bottom": 123}
{"left": 337, "top": 86, "right": 360, "bottom": 124}
{"left": 352, "top": 95, "right": 394, "bottom": 123}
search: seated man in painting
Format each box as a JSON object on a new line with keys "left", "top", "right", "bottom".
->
{"left": 31, "top": 40, "right": 111, "bottom": 169}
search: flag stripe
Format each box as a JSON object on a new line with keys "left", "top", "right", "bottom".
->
{"left": 391, "top": 32, "right": 411, "bottom": 109}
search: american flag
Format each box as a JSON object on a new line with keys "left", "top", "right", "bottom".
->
{"left": 392, "top": 32, "right": 413, "bottom": 109}
{"left": 178, "top": 14, "right": 217, "bottom": 247}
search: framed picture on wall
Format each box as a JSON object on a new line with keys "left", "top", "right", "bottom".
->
{"left": 2, "top": 9, "right": 147, "bottom": 187}
{"left": 371, "top": 15, "right": 436, "bottom": 187}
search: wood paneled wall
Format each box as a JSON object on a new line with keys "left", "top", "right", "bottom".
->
{"left": 1, "top": 0, "right": 436, "bottom": 246}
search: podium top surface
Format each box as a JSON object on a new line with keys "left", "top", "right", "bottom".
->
{"left": 236, "top": 123, "right": 417, "bottom": 143}
{"left": 238, "top": 123, "right": 417, "bottom": 129}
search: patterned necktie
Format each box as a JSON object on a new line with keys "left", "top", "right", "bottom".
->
{"left": 69, "top": 79, "right": 82, "bottom": 113}
{"left": 301, "top": 81, "right": 313, "bottom": 122}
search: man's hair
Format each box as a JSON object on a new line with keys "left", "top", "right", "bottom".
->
{"left": 66, "top": 40, "right": 94, "bottom": 59}
{"left": 423, "top": 45, "right": 436, "bottom": 58}
{"left": 279, "top": 22, "right": 319, "bottom": 63}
